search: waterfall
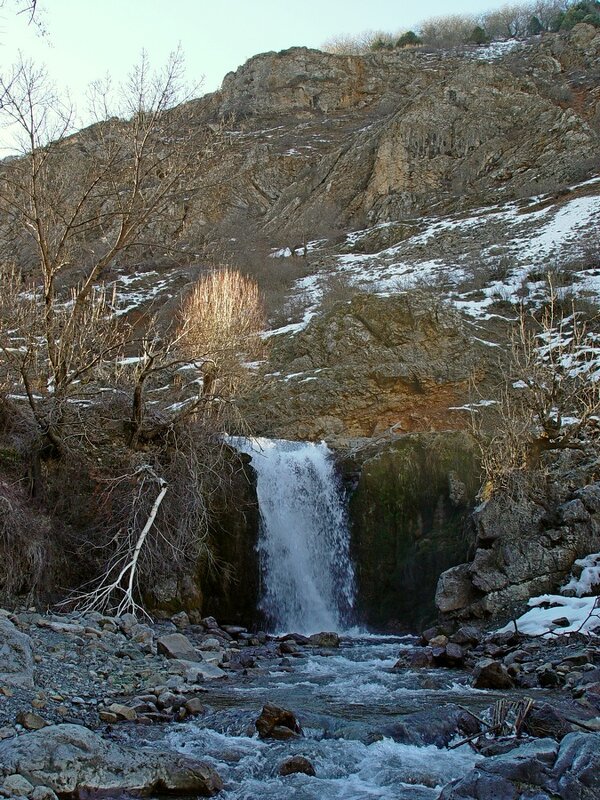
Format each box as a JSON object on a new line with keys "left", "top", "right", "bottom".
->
{"left": 232, "top": 438, "right": 356, "bottom": 634}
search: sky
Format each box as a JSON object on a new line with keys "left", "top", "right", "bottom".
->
{"left": 1, "top": 0, "right": 513, "bottom": 104}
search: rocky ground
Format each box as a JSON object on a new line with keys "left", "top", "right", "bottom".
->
{"left": 1, "top": 606, "right": 599, "bottom": 799}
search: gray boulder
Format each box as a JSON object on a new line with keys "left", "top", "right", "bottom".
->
{"left": 0, "top": 724, "right": 222, "bottom": 796}
{"left": 439, "top": 733, "right": 600, "bottom": 800}
{"left": 156, "top": 633, "right": 200, "bottom": 662}
{"left": 0, "top": 617, "right": 34, "bottom": 689}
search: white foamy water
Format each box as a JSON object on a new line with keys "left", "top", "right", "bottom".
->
{"left": 231, "top": 437, "right": 356, "bottom": 634}
{"left": 158, "top": 638, "right": 484, "bottom": 800}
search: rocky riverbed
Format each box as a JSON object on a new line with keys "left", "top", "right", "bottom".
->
{"left": 1, "top": 607, "right": 599, "bottom": 799}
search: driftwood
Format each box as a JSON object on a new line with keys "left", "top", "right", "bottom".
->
{"left": 449, "top": 698, "right": 534, "bottom": 750}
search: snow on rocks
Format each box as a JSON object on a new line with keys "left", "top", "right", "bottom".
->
{"left": 499, "top": 595, "right": 600, "bottom": 637}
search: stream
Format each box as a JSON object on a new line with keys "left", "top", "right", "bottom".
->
{"left": 124, "top": 438, "right": 545, "bottom": 797}
{"left": 134, "top": 636, "right": 501, "bottom": 799}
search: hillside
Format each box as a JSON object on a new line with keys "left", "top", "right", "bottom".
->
{"left": 0, "top": 22, "right": 598, "bottom": 620}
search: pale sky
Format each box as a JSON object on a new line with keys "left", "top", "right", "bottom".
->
{"left": 2, "top": 0, "right": 513, "bottom": 103}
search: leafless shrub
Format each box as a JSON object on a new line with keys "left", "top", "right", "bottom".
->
{"left": 472, "top": 282, "right": 600, "bottom": 499}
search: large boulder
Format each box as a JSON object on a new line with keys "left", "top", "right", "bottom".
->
{"left": 440, "top": 733, "right": 600, "bottom": 800}
{"left": 0, "top": 617, "right": 34, "bottom": 689}
{"left": 0, "top": 724, "right": 222, "bottom": 797}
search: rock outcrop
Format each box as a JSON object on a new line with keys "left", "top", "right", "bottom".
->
{"left": 245, "top": 292, "right": 481, "bottom": 440}
{"left": 347, "top": 431, "right": 481, "bottom": 631}
{"left": 436, "top": 475, "right": 600, "bottom": 624}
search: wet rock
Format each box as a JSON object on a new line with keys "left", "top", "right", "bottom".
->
{"left": 457, "top": 710, "right": 481, "bottom": 737}
{"left": 450, "top": 626, "right": 481, "bottom": 647}
{"left": 408, "top": 648, "right": 434, "bottom": 668}
{"left": 279, "top": 641, "right": 300, "bottom": 655}
{"left": 523, "top": 703, "right": 573, "bottom": 741}
{"left": 429, "top": 634, "right": 449, "bottom": 649}
{"left": 439, "top": 738, "right": 558, "bottom": 799}
{"left": 471, "top": 658, "right": 514, "bottom": 689}
{"left": 278, "top": 756, "right": 316, "bottom": 777}
{"left": 444, "top": 643, "right": 465, "bottom": 666}
{"left": 156, "top": 633, "right": 200, "bottom": 662}
{"left": 183, "top": 698, "right": 207, "bottom": 717}
{"left": 255, "top": 703, "right": 302, "bottom": 740}
{"left": 0, "top": 724, "right": 222, "bottom": 796}
{"left": 282, "top": 633, "right": 310, "bottom": 645}
{"left": 0, "top": 618, "right": 34, "bottom": 689}
{"left": 307, "top": 632, "right": 340, "bottom": 648}
{"left": 421, "top": 627, "right": 440, "bottom": 644}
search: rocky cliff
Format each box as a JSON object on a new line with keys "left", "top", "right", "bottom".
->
{"left": 436, "top": 455, "right": 600, "bottom": 625}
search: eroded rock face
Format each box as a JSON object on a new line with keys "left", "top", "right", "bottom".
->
{"left": 436, "top": 478, "right": 600, "bottom": 623}
{"left": 0, "top": 724, "right": 222, "bottom": 796}
{"left": 246, "top": 293, "right": 481, "bottom": 440}
{"left": 347, "top": 431, "right": 481, "bottom": 631}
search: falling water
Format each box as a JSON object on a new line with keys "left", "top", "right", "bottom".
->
{"left": 232, "top": 438, "right": 356, "bottom": 634}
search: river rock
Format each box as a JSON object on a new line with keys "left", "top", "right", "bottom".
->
{"left": 157, "top": 633, "right": 200, "bottom": 662}
{"left": 439, "top": 738, "right": 559, "bottom": 799}
{"left": 279, "top": 756, "right": 316, "bottom": 777}
{"left": 450, "top": 626, "right": 481, "bottom": 647}
{"left": 16, "top": 711, "right": 48, "bottom": 731}
{"left": 255, "top": 704, "right": 302, "bottom": 740}
{"left": 471, "top": 658, "right": 514, "bottom": 689}
{"left": 441, "top": 732, "right": 600, "bottom": 799}
{"left": 523, "top": 703, "right": 573, "bottom": 741}
{"left": 0, "top": 618, "right": 34, "bottom": 689}
{"left": 0, "top": 724, "right": 222, "bottom": 796}
{"left": 307, "top": 632, "right": 340, "bottom": 648}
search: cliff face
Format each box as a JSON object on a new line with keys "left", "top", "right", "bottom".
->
{"left": 345, "top": 432, "right": 481, "bottom": 632}
{"left": 243, "top": 292, "right": 481, "bottom": 440}
{"left": 196, "top": 27, "right": 599, "bottom": 236}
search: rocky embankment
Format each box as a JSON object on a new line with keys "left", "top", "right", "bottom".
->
{"left": 394, "top": 623, "right": 600, "bottom": 800}
{"left": 0, "top": 606, "right": 339, "bottom": 798}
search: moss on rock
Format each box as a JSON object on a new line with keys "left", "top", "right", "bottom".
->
{"left": 349, "top": 431, "right": 480, "bottom": 631}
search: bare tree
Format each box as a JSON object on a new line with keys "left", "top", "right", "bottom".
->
{"left": 0, "top": 51, "right": 202, "bottom": 452}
